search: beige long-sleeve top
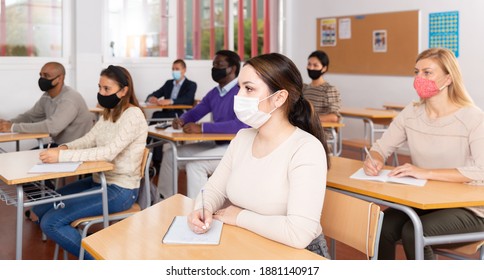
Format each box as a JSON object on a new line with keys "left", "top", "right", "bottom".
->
{"left": 195, "top": 127, "right": 327, "bottom": 249}
{"left": 372, "top": 103, "right": 484, "bottom": 217}
{"left": 58, "top": 107, "right": 148, "bottom": 190}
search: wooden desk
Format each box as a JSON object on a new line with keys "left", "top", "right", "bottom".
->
{"left": 340, "top": 107, "right": 398, "bottom": 145}
{"left": 327, "top": 156, "right": 484, "bottom": 259}
{"left": 0, "top": 150, "right": 113, "bottom": 259}
{"left": 91, "top": 103, "right": 194, "bottom": 122}
{"left": 147, "top": 125, "right": 235, "bottom": 195}
{"left": 0, "top": 132, "right": 49, "bottom": 151}
{"left": 82, "top": 194, "right": 325, "bottom": 260}
{"left": 321, "top": 122, "right": 345, "bottom": 157}
{"left": 382, "top": 103, "right": 406, "bottom": 111}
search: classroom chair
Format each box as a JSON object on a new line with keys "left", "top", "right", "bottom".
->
{"left": 53, "top": 148, "right": 153, "bottom": 260}
{"left": 321, "top": 189, "right": 384, "bottom": 260}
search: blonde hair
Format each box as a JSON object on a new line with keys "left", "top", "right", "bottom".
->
{"left": 416, "top": 48, "right": 474, "bottom": 107}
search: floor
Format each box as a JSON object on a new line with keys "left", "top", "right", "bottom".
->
{"left": 0, "top": 145, "right": 474, "bottom": 260}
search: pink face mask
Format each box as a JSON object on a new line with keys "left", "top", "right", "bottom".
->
{"left": 413, "top": 76, "right": 446, "bottom": 99}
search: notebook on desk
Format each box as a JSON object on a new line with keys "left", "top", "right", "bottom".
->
{"left": 162, "top": 216, "right": 223, "bottom": 245}
{"left": 28, "top": 162, "right": 82, "bottom": 173}
{"left": 350, "top": 167, "right": 427, "bottom": 187}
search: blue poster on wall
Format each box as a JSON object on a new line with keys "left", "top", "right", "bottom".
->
{"left": 429, "top": 11, "right": 459, "bottom": 57}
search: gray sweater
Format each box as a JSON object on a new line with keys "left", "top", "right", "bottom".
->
{"left": 11, "top": 85, "right": 94, "bottom": 144}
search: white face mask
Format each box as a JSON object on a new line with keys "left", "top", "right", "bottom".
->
{"left": 233, "top": 91, "right": 279, "bottom": 129}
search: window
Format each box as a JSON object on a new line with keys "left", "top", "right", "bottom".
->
{"left": 180, "top": 0, "right": 274, "bottom": 61}
{"left": 106, "top": 0, "right": 277, "bottom": 61}
{"left": 107, "top": 0, "right": 169, "bottom": 58}
{"left": 0, "top": 0, "right": 63, "bottom": 57}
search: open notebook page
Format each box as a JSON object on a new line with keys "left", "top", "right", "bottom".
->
{"left": 350, "top": 168, "right": 427, "bottom": 187}
{"left": 162, "top": 216, "right": 223, "bottom": 245}
{"left": 28, "top": 162, "right": 82, "bottom": 173}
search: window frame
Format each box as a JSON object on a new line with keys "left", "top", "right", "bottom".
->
{"left": 0, "top": 0, "right": 72, "bottom": 69}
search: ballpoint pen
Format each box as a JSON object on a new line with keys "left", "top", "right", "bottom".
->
{"left": 201, "top": 188, "right": 205, "bottom": 223}
{"left": 364, "top": 146, "right": 378, "bottom": 169}
{"left": 47, "top": 140, "right": 53, "bottom": 150}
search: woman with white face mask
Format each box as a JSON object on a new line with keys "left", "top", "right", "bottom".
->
{"left": 363, "top": 48, "right": 484, "bottom": 260}
{"left": 187, "top": 53, "right": 331, "bottom": 258}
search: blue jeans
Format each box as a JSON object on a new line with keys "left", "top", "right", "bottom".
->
{"left": 32, "top": 177, "right": 138, "bottom": 260}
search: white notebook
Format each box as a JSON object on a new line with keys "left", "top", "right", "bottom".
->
{"left": 28, "top": 162, "right": 82, "bottom": 173}
{"left": 350, "top": 168, "right": 427, "bottom": 187}
{"left": 162, "top": 216, "right": 223, "bottom": 245}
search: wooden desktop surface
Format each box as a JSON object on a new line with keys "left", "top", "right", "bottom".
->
{"left": 321, "top": 122, "right": 345, "bottom": 128}
{"left": 90, "top": 103, "right": 193, "bottom": 114}
{"left": 340, "top": 107, "right": 398, "bottom": 119}
{"left": 0, "top": 133, "right": 49, "bottom": 143}
{"left": 148, "top": 125, "right": 236, "bottom": 142}
{"left": 327, "top": 156, "right": 484, "bottom": 209}
{"left": 0, "top": 150, "right": 114, "bottom": 185}
{"left": 82, "top": 194, "right": 325, "bottom": 260}
{"left": 382, "top": 103, "right": 406, "bottom": 111}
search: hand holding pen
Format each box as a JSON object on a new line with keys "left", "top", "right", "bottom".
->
{"left": 39, "top": 140, "right": 60, "bottom": 163}
{"left": 363, "top": 146, "right": 383, "bottom": 176}
{"left": 187, "top": 188, "right": 212, "bottom": 234}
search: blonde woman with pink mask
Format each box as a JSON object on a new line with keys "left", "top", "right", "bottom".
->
{"left": 364, "top": 48, "right": 484, "bottom": 259}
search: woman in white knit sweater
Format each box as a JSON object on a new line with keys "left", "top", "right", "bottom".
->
{"left": 187, "top": 53, "right": 331, "bottom": 258}
{"left": 32, "top": 65, "right": 148, "bottom": 259}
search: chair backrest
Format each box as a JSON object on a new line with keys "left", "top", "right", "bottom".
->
{"left": 321, "top": 189, "right": 383, "bottom": 260}
{"left": 137, "top": 148, "right": 153, "bottom": 210}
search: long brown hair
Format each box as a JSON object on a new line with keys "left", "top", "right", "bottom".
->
{"left": 100, "top": 65, "right": 142, "bottom": 122}
{"left": 244, "top": 53, "right": 330, "bottom": 169}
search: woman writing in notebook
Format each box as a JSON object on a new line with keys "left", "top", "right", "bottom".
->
{"left": 187, "top": 53, "right": 331, "bottom": 258}
{"left": 363, "top": 48, "right": 484, "bottom": 260}
{"left": 30, "top": 65, "right": 148, "bottom": 259}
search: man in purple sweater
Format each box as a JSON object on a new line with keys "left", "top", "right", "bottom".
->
{"left": 158, "top": 50, "right": 249, "bottom": 199}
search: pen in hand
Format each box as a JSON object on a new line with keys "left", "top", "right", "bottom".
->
{"left": 364, "top": 146, "right": 381, "bottom": 176}
{"left": 46, "top": 140, "right": 53, "bottom": 150}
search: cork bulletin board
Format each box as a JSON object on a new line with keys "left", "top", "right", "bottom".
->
{"left": 316, "top": 10, "right": 419, "bottom": 76}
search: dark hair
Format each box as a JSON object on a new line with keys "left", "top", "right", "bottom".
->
{"left": 100, "top": 65, "right": 142, "bottom": 122}
{"left": 244, "top": 53, "right": 330, "bottom": 169}
{"left": 308, "top": 50, "right": 330, "bottom": 71}
{"left": 173, "top": 59, "right": 187, "bottom": 69}
{"left": 215, "top": 50, "right": 241, "bottom": 76}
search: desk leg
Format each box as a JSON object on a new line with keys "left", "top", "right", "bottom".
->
{"left": 99, "top": 172, "right": 109, "bottom": 228}
{"left": 15, "top": 185, "right": 24, "bottom": 260}
{"left": 38, "top": 138, "right": 44, "bottom": 149}
{"left": 16, "top": 140, "right": 20, "bottom": 151}
{"left": 172, "top": 144, "right": 179, "bottom": 195}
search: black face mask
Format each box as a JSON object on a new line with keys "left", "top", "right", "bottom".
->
{"left": 211, "top": 67, "right": 229, "bottom": 83}
{"left": 307, "top": 69, "right": 324, "bottom": 80}
{"left": 97, "top": 92, "right": 121, "bottom": 109}
{"left": 38, "top": 76, "right": 59, "bottom": 92}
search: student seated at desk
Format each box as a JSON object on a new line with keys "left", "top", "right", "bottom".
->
{"left": 303, "top": 51, "right": 341, "bottom": 151}
{"left": 187, "top": 53, "right": 331, "bottom": 258}
{"left": 364, "top": 48, "right": 484, "bottom": 260}
{"left": 145, "top": 59, "right": 197, "bottom": 173}
{"left": 30, "top": 65, "right": 148, "bottom": 260}
{"left": 145, "top": 59, "right": 197, "bottom": 120}
{"left": 158, "top": 50, "right": 248, "bottom": 199}
{"left": 303, "top": 50, "right": 341, "bottom": 123}
{"left": 0, "top": 62, "right": 94, "bottom": 147}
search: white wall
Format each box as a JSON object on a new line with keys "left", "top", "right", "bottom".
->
{"left": 284, "top": 0, "right": 484, "bottom": 140}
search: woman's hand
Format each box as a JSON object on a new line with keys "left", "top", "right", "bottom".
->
{"left": 363, "top": 151, "right": 384, "bottom": 176}
{"left": 212, "top": 205, "right": 242, "bottom": 226}
{"left": 187, "top": 208, "right": 213, "bottom": 234}
{"left": 388, "top": 163, "right": 428, "bottom": 179}
{"left": 39, "top": 148, "right": 61, "bottom": 163}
